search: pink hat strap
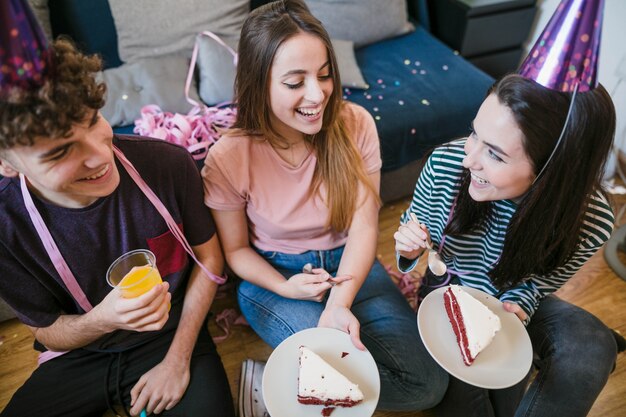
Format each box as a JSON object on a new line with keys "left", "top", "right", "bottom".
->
{"left": 113, "top": 146, "right": 227, "bottom": 285}
{"left": 19, "top": 174, "right": 94, "bottom": 313}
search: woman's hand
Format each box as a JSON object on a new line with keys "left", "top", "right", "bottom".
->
{"left": 394, "top": 215, "right": 432, "bottom": 260}
{"left": 503, "top": 302, "right": 528, "bottom": 322}
{"left": 318, "top": 304, "right": 366, "bottom": 350}
{"left": 277, "top": 268, "right": 352, "bottom": 302}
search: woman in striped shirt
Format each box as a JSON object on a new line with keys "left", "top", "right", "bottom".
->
{"left": 395, "top": 74, "right": 622, "bottom": 417}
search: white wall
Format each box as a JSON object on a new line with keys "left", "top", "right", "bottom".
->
{"left": 524, "top": 0, "right": 626, "bottom": 177}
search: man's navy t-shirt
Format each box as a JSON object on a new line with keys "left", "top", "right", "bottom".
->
{"left": 0, "top": 136, "right": 216, "bottom": 351}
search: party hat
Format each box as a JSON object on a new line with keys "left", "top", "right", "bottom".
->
{"left": 0, "top": 0, "right": 51, "bottom": 92}
{"left": 519, "top": 0, "right": 605, "bottom": 93}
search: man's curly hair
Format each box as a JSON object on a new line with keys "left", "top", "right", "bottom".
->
{"left": 0, "top": 38, "right": 106, "bottom": 150}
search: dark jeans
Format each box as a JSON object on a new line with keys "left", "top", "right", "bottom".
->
{"left": 238, "top": 246, "right": 448, "bottom": 411}
{"left": 1, "top": 324, "right": 235, "bottom": 417}
{"left": 431, "top": 292, "right": 618, "bottom": 417}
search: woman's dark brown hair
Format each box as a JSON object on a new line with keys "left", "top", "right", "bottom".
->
{"left": 446, "top": 74, "right": 616, "bottom": 288}
{"left": 233, "top": 0, "right": 378, "bottom": 231}
{"left": 0, "top": 38, "right": 106, "bottom": 150}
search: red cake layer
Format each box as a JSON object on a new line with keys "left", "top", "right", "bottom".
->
{"left": 443, "top": 288, "right": 474, "bottom": 366}
{"left": 297, "top": 396, "right": 360, "bottom": 407}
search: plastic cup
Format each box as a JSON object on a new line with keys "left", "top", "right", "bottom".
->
{"left": 106, "top": 249, "right": 163, "bottom": 298}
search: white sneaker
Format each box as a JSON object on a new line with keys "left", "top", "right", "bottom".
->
{"left": 238, "top": 359, "right": 270, "bottom": 417}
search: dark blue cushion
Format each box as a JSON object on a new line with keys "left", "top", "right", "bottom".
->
{"left": 347, "top": 26, "right": 493, "bottom": 172}
{"left": 113, "top": 125, "right": 136, "bottom": 135}
{"left": 48, "top": 0, "right": 123, "bottom": 69}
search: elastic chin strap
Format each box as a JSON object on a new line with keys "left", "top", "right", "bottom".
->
{"left": 531, "top": 82, "right": 580, "bottom": 185}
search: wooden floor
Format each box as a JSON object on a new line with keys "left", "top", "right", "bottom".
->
{"left": 1, "top": 197, "right": 625, "bottom": 416}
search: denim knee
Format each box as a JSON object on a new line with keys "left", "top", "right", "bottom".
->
{"left": 532, "top": 301, "right": 617, "bottom": 387}
{"left": 377, "top": 362, "right": 448, "bottom": 411}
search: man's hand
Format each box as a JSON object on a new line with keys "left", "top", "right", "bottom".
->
{"left": 95, "top": 282, "right": 171, "bottom": 333}
{"left": 318, "top": 304, "right": 365, "bottom": 350}
{"left": 129, "top": 356, "right": 190, "bottom": 415}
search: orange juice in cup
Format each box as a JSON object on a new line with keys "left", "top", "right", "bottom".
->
{"left": 107, "top": 250, "right": 168, "bottom": 307}
{"left": 117, "top": 264, "right": 163, "bottom": 298}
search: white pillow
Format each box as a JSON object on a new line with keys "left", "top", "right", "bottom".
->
{"left": 331, "top": 39, "right": 368, "bottom": 89}
{"left": 108, "top": 0, "right": 249, "bottom": 63}
{"left": 305, "top": 0, "right": 414, "bottom": 48}
{"left": 196, "top": 34, "right": 239, "bottom": 106}
{"left": 98, "top": 54, "right": 200, "bottom": 127}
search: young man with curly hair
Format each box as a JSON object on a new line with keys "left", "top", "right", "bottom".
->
{"left": 0, "top": 38, "right": 235, "bottom": 417}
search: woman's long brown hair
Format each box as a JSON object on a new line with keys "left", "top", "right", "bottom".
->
{"left": 233, "top": 0, "right": 378, "bottom": 232}
{"left": 446, "top": 74, "right": 615, "bottom": 288}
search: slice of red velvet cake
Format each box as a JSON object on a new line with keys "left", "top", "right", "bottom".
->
{"left": 298, "top": 346, "right": 364, "bottom": 408}
{"left": 443, "top": 285, "right": 502, "bottom": 366}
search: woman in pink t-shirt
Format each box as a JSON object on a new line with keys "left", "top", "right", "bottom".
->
{"left": 202, "top": 0, "right": 447, "bottom": 410}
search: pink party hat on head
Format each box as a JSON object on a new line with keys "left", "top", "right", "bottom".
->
{"left": 518, "top": 0, "right": 605, "bottom": 93}
{"left": 0, "top": 0, "right": 51, "bottom": 92}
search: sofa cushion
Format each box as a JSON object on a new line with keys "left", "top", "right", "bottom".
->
{"left": 108, "top": 0, "right": 249, "bottom": 63}
{"left": 305, "top": 0, "right": 414, "bottom": 48}
{"left": 345, "top": 26, "right": 493, "bottom": 172}
{"left": 99, "top": 55, "right": 200, "bottom": 127}
{"left": 196, "top": 34, "right": 239, "bottom": 106}
{"left": 48, "top": 0, "right": 123, "bottom": 69}
{"left": 332, "top": 39, "right": 368, "bottom": 89}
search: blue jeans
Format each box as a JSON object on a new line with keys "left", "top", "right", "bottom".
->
{"left": 238, "top": 246, "right": 448, "bottom": 410}
{"left": 432, "top": 294, "right": 618, "bottom": 417}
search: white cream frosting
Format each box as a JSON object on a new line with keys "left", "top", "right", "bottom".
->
{"left": 298, "top": 346, "right": 364, "bottom": 402}
{"left": 449, "top": 285, "right": 501, "bottom": 360}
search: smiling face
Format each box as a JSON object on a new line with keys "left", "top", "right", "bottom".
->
{"left": 268, "top": 32, "right": 334, "bottom": 143}
{"left": 462, "top": 94, "right": 535, "bottom": 202}
{"left": 0, "top": 112, "right": 120, "bottom": 208}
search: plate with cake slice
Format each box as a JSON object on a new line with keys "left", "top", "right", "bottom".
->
{"left": 262, "top": 327, "right": 380, "bottom": 417}
{"left": 418, "top": 285, "right": 533, "bottom": 389}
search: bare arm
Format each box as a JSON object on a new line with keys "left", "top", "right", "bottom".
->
{"left": 318, "top": 171, "right": 381, "bottom": 349}
{"left": 211, "top": 209, "right": 336, "bottom": 302}
{"left": 212, "top": 208, "right": 289, "bottom": 292}
{"left": 328, "top": 171, "right": 380, "bottom": 308}
{"left": 28, "top": 280, "right": 171, "bottom": 352}
{"left": 129, "top": 234, "right": 224, "bottom": 415}
{"left": 161, "top": 235, "right": 222, "bottom": 368}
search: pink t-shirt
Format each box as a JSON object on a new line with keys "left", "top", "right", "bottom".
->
{"left": 202, "top": 102, "right": 382, "bottom": 254}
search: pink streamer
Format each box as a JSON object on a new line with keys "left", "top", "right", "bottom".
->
{"left": 212, "top": 308, "right": 249, "bottom": 344}
{"left": 385, "top": 264, "right": 422, "bottom": 312}
{"left": 133, "top": 103, "right": 236, "bottom": 161}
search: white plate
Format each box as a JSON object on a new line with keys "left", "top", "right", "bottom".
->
{"left": 418, "top": 286, "right": 533, "bottom": 389}
{"left": 262, "top": 327, "right": 380, "bottom": 417}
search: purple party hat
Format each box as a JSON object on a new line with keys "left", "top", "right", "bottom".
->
{"left": 519, "top": 0, "right": 605, "bottom": 93}
{"left": 0, "top": 0, "right": 51, "bottom": 92}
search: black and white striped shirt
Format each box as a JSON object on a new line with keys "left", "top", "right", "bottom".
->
{"left": 398, "top": 139, "right": 614, "bottom": 323}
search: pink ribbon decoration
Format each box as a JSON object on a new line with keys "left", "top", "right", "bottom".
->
{"left": 133, "top": 104, "right": 236, "bottom": 161}
{"left": 212, "top": 308, "right": 249, "bottom": 344}
{"left": 385, "top": 264, "right": 422, "bottom": 312}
